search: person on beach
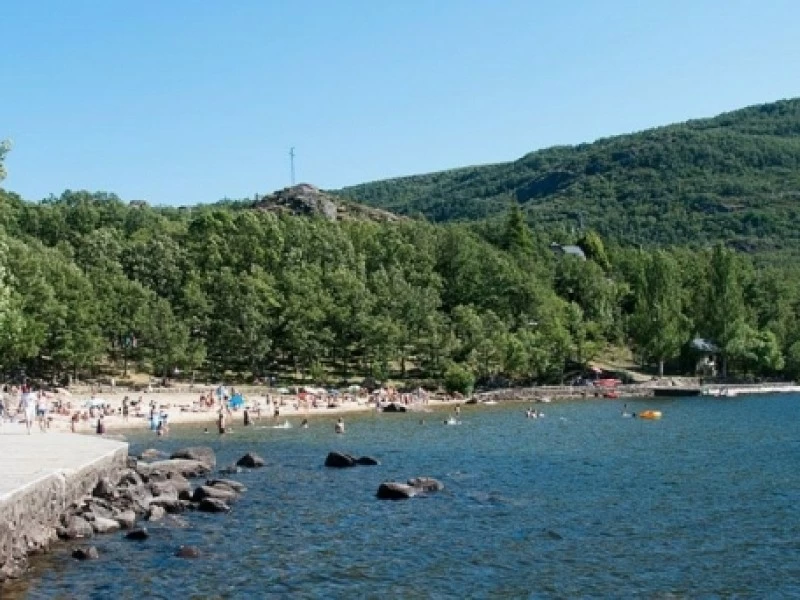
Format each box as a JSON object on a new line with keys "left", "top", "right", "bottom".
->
{"left": 96, "top": 415, "right": 105, "bottom": 435}
{"left": 335, "top": 417, "right": 345, "bottom": 434}
{"left": 218, "top": 410, "right": 226, "bottom": 435}
{"left": 36, "top": 391, "right": 48, "bottom": 432}
{"left": 122, "top": 396, "right": 129, "bottom": 422}
{"left": 18, "top": 388, "right": 36, "bottom": 434}
{"left": 243, "top": 408, "right": 251, "bottom": 427}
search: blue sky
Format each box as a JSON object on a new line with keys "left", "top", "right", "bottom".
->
{"left": 2, "top": 0, "right": 800, "bottom": 205}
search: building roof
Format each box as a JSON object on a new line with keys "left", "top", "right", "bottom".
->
{"left": 690, "top": 337, "right": 719, "bottom": 352}
{"left": 550, "top": 243, "right": 586, "bottom": 259}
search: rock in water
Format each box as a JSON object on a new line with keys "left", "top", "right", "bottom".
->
{"left": 125, "top": 528, "right": 149, "bottom": 541}
{"left": 147, "top": 505, "right": 166, "bottom": 521}
{"left": 408, "top": 477, "right": 444, "bottom": 492}
{"left": 324, "top": 452, "right": 357, "bottom": 468}
{"left": 376, "top": 482, "right": 419, "bottom": 500}
{"left": 114, "top": 510, "right": 136, "bottom": 529}
{"left": 91, "top": 516, "right": 121, "bottom": 534}
{"left": 139, "top": 448, "right": 167, "bottom": 461}
{"left": 197, "top": 498, "right": 231, "bottom": 513}
{"left": 170, "top": 447, "right": 217, "bottom": 468}
{"left": 192, "top": 485, "right": 238, "bottom": 503}
{"left": 175, "top": 545, "right": 201, "bottom": 559}
{"left": 207, "top": 479, "right": 247, "bottom": 493}
{"left": 137, "top": 459, "right": 211, "bottom": 479}
{"left": 72, "top": 546, "right": 99, "bottom": 560}
{"left": 236, "top": 452, "right": 265, "bottom": 468}
{"left": 355, "top": 456, "right": 380, "bottom": 466}
{"left": 60, "top": 515, "right": 94, "bottom": 540}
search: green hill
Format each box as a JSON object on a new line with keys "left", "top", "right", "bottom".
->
{"left": 337, "top": 98, "right": 800, "bottom": 253}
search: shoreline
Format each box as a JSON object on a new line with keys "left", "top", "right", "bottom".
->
{"left": 7, "top": 380, "right": 798, "bottom": 437}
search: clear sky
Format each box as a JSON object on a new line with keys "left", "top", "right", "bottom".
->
{"left": 3, "top": 0, "right": 800, "bottom": 205}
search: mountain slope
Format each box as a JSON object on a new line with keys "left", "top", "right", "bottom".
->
{"left": 336, "top": 98, "right": 800, "bottom": 252}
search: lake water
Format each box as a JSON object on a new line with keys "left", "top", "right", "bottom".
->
{"left": 12, "top": 394, "right": 800, "bottom": 598}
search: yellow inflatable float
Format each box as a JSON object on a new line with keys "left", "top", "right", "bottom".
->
{"left": 639, "top": 410, "right": 662, "bottom": 420}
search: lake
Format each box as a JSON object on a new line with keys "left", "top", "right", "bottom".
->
{"left": 12, "top": 394, "right": 800, "bottom": 598}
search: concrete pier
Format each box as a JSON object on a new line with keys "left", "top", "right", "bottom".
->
{"left": 0, "top": 427, "right": 128, "bottom": 581}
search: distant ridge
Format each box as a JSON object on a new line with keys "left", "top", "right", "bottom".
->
{"left": 336, "top": 98, "right": 800, "bottom": 254}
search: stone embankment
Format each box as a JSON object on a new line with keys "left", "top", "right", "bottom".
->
{"left": 1, "top": 438, "right": 258, "bottom": 583}
{"left": 0, "top": 432, "right": 127, "bottom": 581}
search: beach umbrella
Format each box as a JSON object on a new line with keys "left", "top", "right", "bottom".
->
{"left": 229, "top": 393, "right": 245, "bottom": 409}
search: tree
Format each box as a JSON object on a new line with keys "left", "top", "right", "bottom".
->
{"left": 0, "top": 139, "right": 10, "bottom": 182}
{"left": 704, "top": 244, "right": 747, "bottom": 377}
{"left": 444, "top": 362, "right": 475, "bottom": 395}
{"left": 504, "top": 202, "right": 534, "bottom": 258}
{"left": 629, "top": 251, "right": 690, "bottom": 376}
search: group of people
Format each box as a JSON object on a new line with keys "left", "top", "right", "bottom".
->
{"left": 0, "top": 384, "right": 50, "bottom": 434}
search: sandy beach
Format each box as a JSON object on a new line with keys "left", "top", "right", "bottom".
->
{"left": 1, "top": 385, "right": 468, "bottom": 436}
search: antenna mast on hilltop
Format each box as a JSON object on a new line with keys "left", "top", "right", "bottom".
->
{"left": 289, "top": 147, "right": 296, "bottom": 186}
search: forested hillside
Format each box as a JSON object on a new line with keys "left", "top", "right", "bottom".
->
{"left": 3, "top": 119, "right": 800, "bottom": 391}
{"left": 338, "top": 98, "right": 800, "bottom": 254}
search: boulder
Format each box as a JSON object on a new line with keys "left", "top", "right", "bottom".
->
{"left": 324, "top": 452, "right": 357, "bottom": 468}
{"left": 207, "top": 479, "right": 247, "bottom": 493}
{"left": 137, "top": 459, "right": 211, "bottom": 479}
{"left": 382, "top": 402, "right": 406, "bottom": 413}
{"left": 114, "top": 510, "right": 136, "bottom": 529}
{"left": 92, "top": 477, "right": 117, "bottom": 499}
{"left": 149, "top": 492, "right": 182, "bottom": 514}
{"left": 125, "top": 527, "right": 149, "bottom": 541}
{"left": 139, "top": 448, "right": 167, "bottom": 461}
{"left": 150, "top": 476, "right": 190, "bottom": 498}
{"left": 116, "top": 484, "right": 153, "bottom": 515}
{"left": 72, "top": 546, "right": 99, "bottom": 560}
{"left": 59, "top": 515, "right": 94, "bottom": 540}
{"left": 91, "top": 516, "right": 121, "bottom": 534}
{"left": 118, "top": 469, "right": 144, "bottom": 487}
{"left": 192, "top": 485, "right": 238, "bottom": 503}
{"left": 175, "top": 545, "right": 201, "bottom": 559}
{"left": 408, "top": 477, "right": 444, "bottom": 492}
{"left": 198, "top": 498, "right": 231, "bottom": 513}
{"left": 236, "top": 452, "right": 265, "bottom": 468}
{"left": 147, "top": 505, "right": 166, "bottom": 522}
{"left": 84, "top": 502, "right": 114, "bottom": 520}
{"left": 376, "top": 482, "right": 419, "bottom": 500}
{"left": 170, "top": 446, "right": 217, "bottom": 468}
{"left": 355, "top": 456, "right": 380, "bottom": 466}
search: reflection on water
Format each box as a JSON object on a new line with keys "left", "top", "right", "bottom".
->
{"left": 12, "top": 394, "right": 800, "bottom": 598}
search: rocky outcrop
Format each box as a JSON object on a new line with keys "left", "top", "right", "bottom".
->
{"left": 253, "top": 184, "right": 403, "bottom": 223}
{"left": 192, "top": 485, "right": 238, "bottom": 504}
{"left": 236, "top": 453, "right": 265, "bottom": 469}
{"left": 382, "top": 403, "right": 407, "bottom": 413}
{"left": 355, "top": 456, "right": 380, "bottom": 466}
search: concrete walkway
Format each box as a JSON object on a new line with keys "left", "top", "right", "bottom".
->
{"left": 0, "top": 426, "right": 128, "bottom": 500}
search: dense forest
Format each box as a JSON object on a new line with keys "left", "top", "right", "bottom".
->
{"left": 339, "top": 98, "right": 800, "bottom": 257}
{"left": 3, "top": 97, "right": 800, "bottom": 392}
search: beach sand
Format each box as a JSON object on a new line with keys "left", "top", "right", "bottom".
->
{"left": 4, "top": 386, "right": 460, "bottom": 436}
